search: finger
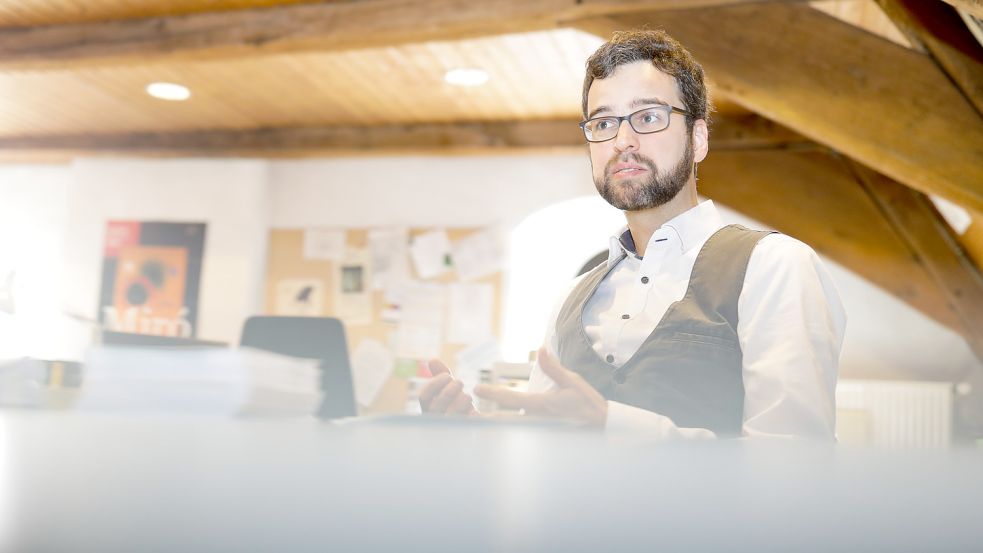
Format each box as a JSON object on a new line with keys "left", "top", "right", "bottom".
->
{"left": 536, "top": 347, "right": 577, "bottom": 388}
{"left": 429, "top": 379, "right": 466, "bottom": 413}
{"left": 473, "top": 385, "right": 549, "bottom": 413}
{"left": 446, "top": 391, "right": 476, "bottom": 416}
{"left": 428, "top": 358, "right": 452, "bottom": 377}
{"left": 539, "top": 348, "right": 604, "bottom": 400}
{"left": 419, "top": 373, "right": 453, "bottom": 410}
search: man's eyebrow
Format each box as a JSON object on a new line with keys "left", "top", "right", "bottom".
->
{"left": 631, "top": 97, "right": 671, "bottom": 109}
{"left": 587, "top": 97, "right": 672, "bottom": 119}
{"left": 586, "top": 105, "right": 611, "bottom": 119}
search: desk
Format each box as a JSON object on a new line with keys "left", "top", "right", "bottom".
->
{"left": 3, "top": 411, "right": 982, "bottom": 552}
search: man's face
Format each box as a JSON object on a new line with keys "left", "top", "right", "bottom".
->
{"left": 585, "top": 61, "right": 697, "bottom": 211}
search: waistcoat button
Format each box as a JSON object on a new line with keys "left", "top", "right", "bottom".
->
{"left": 640, "top": 276, "right": 649, "bottom": 284}
{"left": 605, "top": 354, "right": 614, "bottom": 363}
{"left": 613, "top": 371, "right": 626, "bottom": 384}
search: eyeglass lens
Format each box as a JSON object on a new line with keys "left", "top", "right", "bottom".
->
{"left": 583, "top": 106, "right": 673, "bottom": 142}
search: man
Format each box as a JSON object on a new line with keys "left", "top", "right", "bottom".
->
{"left": 421, "top": 30, "right": 846, "bottom": 439}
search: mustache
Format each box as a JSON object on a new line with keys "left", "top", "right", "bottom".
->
{"left": 604, "top": 153, "right": 658, "bottom": 175}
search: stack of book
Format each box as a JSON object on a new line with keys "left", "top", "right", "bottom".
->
{"left": 76, "top": 346, "right": 323, "bottom": 417}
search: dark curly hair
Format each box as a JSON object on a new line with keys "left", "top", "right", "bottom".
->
{"left": 582, "top": 29, "right": 712, "bottom": 132}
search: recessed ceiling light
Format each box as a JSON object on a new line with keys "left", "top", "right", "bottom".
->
{"left": 444, "top": 68, "right": 489, "bottom": 87}
{"left": 146, "top": 82, "right": 191, "bottom": 101}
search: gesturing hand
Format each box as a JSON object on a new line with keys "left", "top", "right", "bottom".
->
{"left": 474, "top": 347, "right": 608, "bottom": 427}
{"left": 419, "top": 358, "right": 477, "bottom": 416}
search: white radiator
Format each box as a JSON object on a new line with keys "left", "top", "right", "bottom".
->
{"left": 836, "top": 379, "right": 953, "bottom": 448}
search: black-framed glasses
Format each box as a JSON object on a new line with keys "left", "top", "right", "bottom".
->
{"left": 579, "top": 104, "right": 690, "bottom": 143}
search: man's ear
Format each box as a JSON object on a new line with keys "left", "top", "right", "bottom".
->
{"left": 692, "top": 118, "right": 709, "bottom": 163}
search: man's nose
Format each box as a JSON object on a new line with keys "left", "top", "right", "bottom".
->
{"left": 613, "top": 119, "right": 639, "bottom": 153}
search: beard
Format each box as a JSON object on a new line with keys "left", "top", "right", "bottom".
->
{"left": 593, "top": 139, "right": 694, "bottom": 211}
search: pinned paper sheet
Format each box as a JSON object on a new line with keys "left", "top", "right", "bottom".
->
{"left": 334, "top": 249, "right": 372, "bottom": 325}
{"left": 351, "top": 339, "right": 394, "bottom": 406}
{"left": 410, "top": 229, "right": 452, "bottom": 279}
{"left": 447, "top": 283, "right": 494, "bottom": 345}
{"left": 394, "top": 282, "right": 445, "bottom": 360}
{"left": 454, "top": 339, "right": 501, "bottom": 391}
{"left": 303, "top": 228, "right": 346, "bottom": 261}
{"left": 400, "top": 281, "right": 446, "bottom": 325}
{"left": 368, "top": 227, "right": 410, "bottom": 291}
{"left": 383, "top": 277, "right": 410, "bottom": 313}
{"left": 395, "top": 322, "right": 442, "bottom": 360}
{"left": 451, "top": 227, "right": 505, "bottom": 281}
{"left": 274, "top": 278, "right": 325, "bottom": 316}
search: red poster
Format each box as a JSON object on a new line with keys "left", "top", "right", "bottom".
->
{"left": 98, "top": 221, "right": 206, "bottom": 338}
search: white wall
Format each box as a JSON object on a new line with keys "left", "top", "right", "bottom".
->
{"left": 0, "top": 165, "right": 74, "bottom": 359}
{"left": 1, "top": 155, "right": 980, "bottom": 386}
{"left": 64, "top": 159, "right": 270, "bottom": 346}
{"left": 270, "top": 154, "right": 596, "bottom": 227}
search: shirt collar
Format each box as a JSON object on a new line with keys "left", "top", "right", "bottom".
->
{"left": 606, "top": 200, "right": 725, "bottom": 266}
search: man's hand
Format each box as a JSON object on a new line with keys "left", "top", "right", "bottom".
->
{"left": 419, "top": 359, "right": 477, "bottom": 415}
{"left": 474, "top": 348, "right": 608, "bottom": 427}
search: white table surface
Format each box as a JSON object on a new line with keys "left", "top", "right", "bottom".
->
{"left": 2, "top": 410, "right": 982, "bottom": 552}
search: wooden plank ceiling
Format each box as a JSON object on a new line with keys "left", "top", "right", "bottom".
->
{"left": 0, "top": 29, "right": 606, "bottom": 136}
{"left": 0, "top": 1, "right": 925, "bottom": 144}
{"left": 0, "top": 0, "right": 324, "bottom": 28}
{"left": 1, "top": 0, "right": 982, "bottom": 361}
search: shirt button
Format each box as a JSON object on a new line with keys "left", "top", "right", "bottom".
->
{"left": 605, "top": 354, "right": 615, "bottom": 363}
{"left": 621, "top": 314, "right": 630, "bottom": 320}
{"left": 641, "top": 276, "right": 649, "bottom": 284}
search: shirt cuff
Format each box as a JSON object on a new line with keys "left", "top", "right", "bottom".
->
{"left": 605, "top": 401, "right": 717, "bottom": 440}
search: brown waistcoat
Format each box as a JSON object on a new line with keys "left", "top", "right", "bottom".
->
{"left": 555, "top": 225, "right": 774, "bottom": 436}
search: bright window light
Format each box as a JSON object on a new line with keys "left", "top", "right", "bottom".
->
{"left": 145, "top": 82, "right": 191, "bottom": 101}
{"left": 444, "top": 68, "right": 489, "bottom": 87}
{"left": 502, "top": 196, "right": 625, "bottom": 362}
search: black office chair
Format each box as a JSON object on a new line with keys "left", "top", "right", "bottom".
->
{"left": 240, "top": 316, "right": 357, "bottom": 419}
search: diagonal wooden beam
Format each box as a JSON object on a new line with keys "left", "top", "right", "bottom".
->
{"left": 570, "top": 3, "right": 983, "bottom": 215}
{"left": 0, "top": 0, "right": 806, "bottom": 71}
{"left": 851, "top": 162, "right": 983, "bottom": 362}
{"left": 877, "top": 0, "right": 983, "bottom": 118}
{"left": 697, "top": 148, "right": 964, "bottom": 334}
{"left": 0, "top": 114, "right": 811, "bottom": 160}
{"left": 959, "top": 213, "right": 983, "bottom": 282}
{"left": 940, "top": 0, "right": 983, "bottom": 19}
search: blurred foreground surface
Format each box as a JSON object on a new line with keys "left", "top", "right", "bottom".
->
{"left": 3, "top": 411, "right": 983, "bottom": 553}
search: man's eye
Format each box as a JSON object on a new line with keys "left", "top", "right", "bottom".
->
{"left": 641, "top": 112, "right": 665, "bottom": 124}
{"left": 595, "top": 119, "right": 616, "bottom": 130}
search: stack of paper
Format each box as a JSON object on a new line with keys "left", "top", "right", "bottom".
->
{"left": 78, "top": 346, "right": 323, "bottom": 417}
{"left": 0, "top": 357, "right": 48, "bottom": 407}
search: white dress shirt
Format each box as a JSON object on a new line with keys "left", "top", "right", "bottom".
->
{"left": 527, "top": 200, "right": 846, "bottom": 439}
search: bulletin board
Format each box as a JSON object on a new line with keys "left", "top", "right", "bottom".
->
{"left": 263, "top": 227, "right": 505, "bottom": 414}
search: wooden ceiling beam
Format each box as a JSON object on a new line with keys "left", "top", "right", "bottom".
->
{"left": 876, "top": 0, "right": 983, "bottom": 118}
{"left": 571, "top": 3, "right": 983, "bottom": 215}
{"left": 697, "top": 149, "right": 965, "bottom": 335}
{"left": 960, "top": 212, "right": 983, "bottom": 275}
{"left": 0, "top": 0, "right": 806, "bottom": 71}
{"left": 0, "top": 113, "right": 811, "bottom": 160}
{"left": 940, "top": 0, "right": 983, "bottom": 19}
{"left": 851, "top": 162, "right": 983, "bottom": 362}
